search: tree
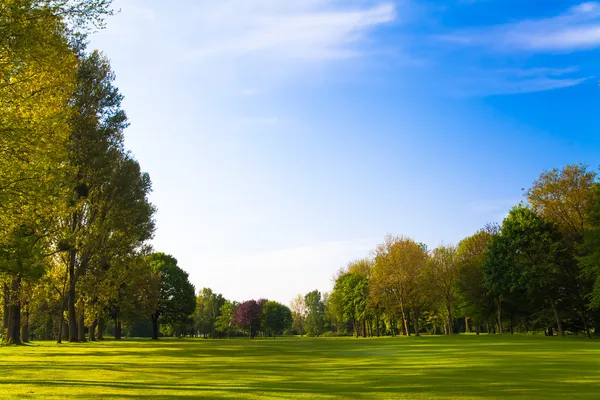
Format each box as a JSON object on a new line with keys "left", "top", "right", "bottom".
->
{"left": 290, "top": 294, "right": 307, "bottom": 336}
{"left": 304, "top": 290, "right": 325, "bottom": 336}
{"left": 580, "top": 183, "right": 600, "bottom": 310}
{"left": 214, "top": 301, "right": 237, "bottom": 338}
{"left": 485, "top": 206, "right": 567, "bottom": 336}
{"left": 233, "top": 300, "right": 262, "bottom": 339}
{"left": 526, "top": 165, "right": 599, "bottom": 334}
{"left": 194, "top": 288, "right": 226, "bottom": 338}
{"left": 147, "top": 253, "right": 196, "bottom": 340}
{"left": 526, "top": 164, "right": 596, "bottom": 245}
{"left": 428, "top": 245, "right": 460, "bottom": 334}
{"left": 372, "top": 235, "right": 427, "bottom": 336}
{"left": 456, "top": 226, "right": 497, "bottom": 334}
{"left": 261, "top": 301, "right": 292, "bottom": 338}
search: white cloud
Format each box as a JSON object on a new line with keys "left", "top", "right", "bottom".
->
{"left": 454, "top": 67, "right": 591, "bottom": 96}
{"left": 188, "top": 1, "right": 397, "bottom": 61}
{"left": 442, "top": 2, "right": 600, "bottom": 52}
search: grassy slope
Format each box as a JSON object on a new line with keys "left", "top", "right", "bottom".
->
{"left": 1, "top": 335, "right": 599, "bottom": 399}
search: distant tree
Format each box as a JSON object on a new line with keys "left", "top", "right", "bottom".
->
{"left": 526, "top": 164, "right": 596, "bottom": 244}
{"left": 147, "top": 253, "right": 196, "bottom": 340}
{"left": 456, "top": 226, "right": 497, "bottom": 334}
{"left": 233, "top": 300, "right": 262, "bottom": 339}
{"left": 527, "top": 165, "right": 597, "bottom": 333}
{"left": 485, "top": 206, "right": 567, "bottom": 336}
{"left": 261, "top": 301, "right": 292, "bottom": 338}
{"left": 428, "top": 245, "right": 460, "bottom": 335}
{"left": 215, "top": 301, "right": 237, "bottom": 338}
{"left": 194, "top": 288, "right": 225, "bottom": 338}
{"left": 304, "top": 290, "right": 325, "bottom": 336}
{"left": 372, "top": 235, "right": 427, "bottom": 336}
{"left": 290, "top": 294, "right": 307, "bottom": 336}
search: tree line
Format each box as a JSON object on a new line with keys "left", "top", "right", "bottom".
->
{"left": 288, "top": 165, "right": 600, "bottom": 338}
{"left": 0, "top": 0, "right": 201, "bottom": 344}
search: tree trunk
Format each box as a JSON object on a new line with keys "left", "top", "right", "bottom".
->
{"left": 446, "top": 303, "right": 453, "bottom": 335}
{"left": 98, "top": 317, "right": 105, "bottom": 340}
{"left": 68, "top": 250, "right": 78, "bottom": 342}
{"left": 62, "top": 320, "right": 69, "bottom": 340}
{"left": 362, "top": 319, "right": 366, "bottom": 338}
{"left": 485, "top": 321, "right": 490, "bottom": 334}
{"left": 476, "top": 322, "right": 480, "bottom": 335}
{"left": 151, "top": 314, "right": 159, "bottom": 340}
{"left": 550, "top": 299, "right": 564, "bottom": 337}
{"left": 3, "top": 283, "right": 8, "bottom": 339}
{"left": 548, "top": 327, "right": 553, "bottom": 336}
{"left": 465, "top": 317, "right": 470, "bottom": 333}
{"left": 77, "top": 304, "right": 86, "bottom": 342}
{"left": 6, "top": 276, "right": 21, "bottom": 345}
{"left": 581, "top": 311, "right": 591, "bottom": 339}
{"left": 496, "top": 298, "right": 503, "bottom": 334}
{"left": 21, "top": 303, "right": 29, "bottom": 343}
{"left": 412, "top": 313, "right": 420, "bottom": 337}
{"left": 400, "top": 303, "right": 410, "bottom": 336}
{"left": 114, "top": 318, "right": 122, "bottom": 340}
{"left": 89, "top": 319, "right": 97, "bottom": 341}
{"left": 376, "top": 314, "right": 380, "bottom": 337}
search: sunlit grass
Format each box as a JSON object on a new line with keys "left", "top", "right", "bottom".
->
{"left": 1, "top": 335, "right": 599, "bottom": 399}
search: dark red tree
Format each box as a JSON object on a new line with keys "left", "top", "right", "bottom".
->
{"left": 233, "top": 300, "right": 262, "bottom": 338}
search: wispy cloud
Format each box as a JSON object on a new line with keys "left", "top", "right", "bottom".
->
{"left": 455, "top": 67, "right": 592, "bottom": 96}
{"left": 188, "top": 1, "right": 397, "bottom": 61}
{"left": 442, "top": 2, "right": 600, "bottom": 52}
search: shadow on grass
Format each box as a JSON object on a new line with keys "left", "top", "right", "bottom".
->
{"left": 1, "top": 336, "right": 599, "bottom": 399}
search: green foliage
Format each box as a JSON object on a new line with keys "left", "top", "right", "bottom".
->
{"left": 456, "top": 228, "right": 496, "bottom": 325}
{"left": 261, "top": 301, "right": 292, "bottom": 338}
{"left": 581, "top": 183, "right": 600, "bottom": 308}
{"left": 304, "top": 290, "right": 325, "bottom": 337}
{"left": 147, "top": 253, "right": 196, "bottom": 337}
{"left": 194, "top": 288, "right": 226, "bottom": 338}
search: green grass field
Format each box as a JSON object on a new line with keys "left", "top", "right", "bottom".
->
{"left": 1, "top": 335, "right": 599, "bottom": 399}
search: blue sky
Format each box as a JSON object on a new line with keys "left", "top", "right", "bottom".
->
{"left": 91, "top": 0, "right": 600, "bottom": 304}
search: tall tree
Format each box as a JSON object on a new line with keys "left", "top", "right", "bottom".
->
{"left": 428, "top": 246, "right": 460, "bottom": 334}
{"left": 526, "top": 165, "right": 597, "bottom": 334}
{"left": 372, "top": 235, "right": 427, "bottom": 336}
{"left": 290, "top": 294, "right": 307, "bottom": 336}
{"left": 485, "top": 206, "right": 567, "bottom": 336}
{"left": 147, "top": 253, "right": 196, "bottom": 340}
{"left": 456, "top": 226, "right": 497, "bottom": 334}
{"left": 304, "top": 290, "right": 325, "bottom": 337}
{"left": 194, "top": 288, "right": 226, "bottom": 338}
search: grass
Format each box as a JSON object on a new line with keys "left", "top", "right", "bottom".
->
{"left": 1, "top": 335, "right": 600, "bottom": 399}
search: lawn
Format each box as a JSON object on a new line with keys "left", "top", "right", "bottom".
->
{"left": 1, "top": 335, "right": 599, "bottom": 399}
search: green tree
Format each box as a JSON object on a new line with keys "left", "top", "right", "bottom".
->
{"left": 485, "top": 206, "right": 567, "bottom": 336}
{"left": 456, "top": 226, "right": 497, "bottom": 334}
{"left": 428, "top": 245, "right": 460, "bottom": 335}
{"left": 261, "top": 301, "right": 292, "bottom": 338}
{"left": 214, "top": 301, "right": 237, "bottom": 338}
{"left": 304, "top": 290, "right": 325, "bottom": 336}
{"left": 147, "top": 253, "right": 196, "bottom": 340}
{"left": 194, "top": 288, "right": 226, "bottom": 338}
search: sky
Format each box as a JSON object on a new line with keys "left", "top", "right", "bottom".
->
{"left": 90, "top": 0, "right": 600, "bottom": 305}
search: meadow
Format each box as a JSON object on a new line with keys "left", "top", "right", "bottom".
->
{"left": 1, "top": 335, "right": 599, "bottom": 399}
